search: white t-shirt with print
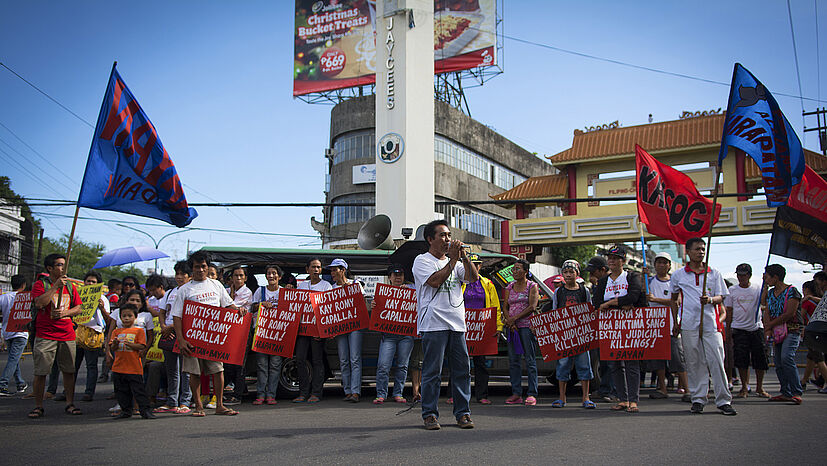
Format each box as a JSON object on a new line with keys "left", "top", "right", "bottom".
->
{"left": 170, "top": 278, "right": 233, "bottom": 318}
{"left": 724, "top": 283, "right": 763, "bottom": 331}
{"left": 604, "top": 271, "right": 629, "bottom": 302}
{"left": 252, "top": 286, "right": 280, "bottom": 309}
{"left": 413, "top": 252, "right": 468, "bottom": 333}
{"left": 297, "top": 279, "right": 333, "bottom": 292}
{"left": 109, "top": 308, "right": 154, "bottom": 339}
{"left": 649, "top": 275, "right": 677, "bottom": 331}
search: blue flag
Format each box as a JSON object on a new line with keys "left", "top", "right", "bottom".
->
{"left": 718, "top": 63, "right": 805, "bottom": 207}
{"left": 78, "top": 64, "right": 197, "bottom": 227}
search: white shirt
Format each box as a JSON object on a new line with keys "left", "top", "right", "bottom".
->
{"left": 109, "top": 308, "right": 154, "bottom": 339}
{"left": 252, "top": 286, "right": 280, "bottom": 309}
{"left": 228, "top": 285, "right": 252, "bottom": 313}
{"left": 604, "top": 271, "right": 629, "bottom": 302}
{"left": 162, "top": 287, "right": 179, "bottom": 326}
{"left": 413, "top": 252, "right": 468, "bottom": 333}
{"left": 724, "top": 283, "right": 763, "bottom": 331}
{"left": 80, "top": 296, "right": 109, "bottom": 333}
{"left": 147, "top": 293, "right": 165, "bottom": 317}
{"left": 170, "top": 278, "right": 233, "bottom": 318}
{"left": 297, "top": 279, "right": 333, "bottom": 292}
{"left": 670, "top": 266, "right": 728, "bottom": 333}
{"left": 0, "top": 291, "right": 28, "bottom": 340}
{"left": 649, "top": 276, "right": 677, "bottom": 331}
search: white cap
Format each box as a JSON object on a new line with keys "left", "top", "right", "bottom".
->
{"left": 654, "top": 252, "right": 672, "bottom": 262}
{"left": 329, "top": 258, "right": 348, "bottom": 269}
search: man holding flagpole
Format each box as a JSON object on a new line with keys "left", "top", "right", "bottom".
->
{"left": 669, "top": 238, "right": 735, "bottom": 415}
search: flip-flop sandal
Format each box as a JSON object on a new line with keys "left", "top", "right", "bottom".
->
{"left": 215, "top": 408, "right": 239, "bottom": 416}
{"left": 757, "top": 391, "right": 771, "bottom": 398}
{"left": 582, "top": 400, "right": 597, "bottom": 409}
{"left": 791, "top": 396, "right": 803, "bottom": 405}
{"left": 551, "top": 400, "right": 565, "bottom": 408}
{"left": 610, "top": 404, "right": 628, "bottom": 411}
{"left": 626, "top": 406, "right": 639, "bottom": 413}
{"left": 307, "top": 396, "right": 320, "bottom": 404}
{"left": 191, "top": 410, "right": 206, "bottom": 417}
{"left": 734, "top": 392, "right": 749, "bottom": 398}
{"left": 175, "top": 406, "right": 192, "bottom": 414}
{"left": 28, "top": 407, "right": 44, "bottom": 419}
{"left": 64, "top": 404, "right": 82, "bottom": 415}
{"left": 153, "top": 406, "right": 175, "bottom": 413}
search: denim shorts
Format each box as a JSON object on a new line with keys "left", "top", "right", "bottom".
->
{"left": 556, "top": 351, "right": 593, "bottom": 382}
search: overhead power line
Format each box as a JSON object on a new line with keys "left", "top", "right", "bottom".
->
{"left": 0, "top": 61, "right": 94, "bottom": 128}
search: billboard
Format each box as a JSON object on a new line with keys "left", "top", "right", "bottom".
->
{"left": 294, "top": 0, "right": 497, "bottom": 96}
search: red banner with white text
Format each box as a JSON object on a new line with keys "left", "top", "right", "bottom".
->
{"left": 530, "top": 303, "right": 598, "bottom": 361}
{"left": 369, "top": 283, "right": 417, "bottom": 336}
{"left": 251, "top": 289, "right": 301, "bottom": 357}
{"left": 177, "top": 300, "right": 252, "bottom": 365}
{"left": 310, "top": 283, "right": 369, "bottom": 338}
{"left": 598, "top": 307, "right": 671, "bottom": 360}
{"left": 465, "top": 307, "right": 498, "bottom": 356}
{"left": 5, "top": 292, "right": 33, "bottom": 333}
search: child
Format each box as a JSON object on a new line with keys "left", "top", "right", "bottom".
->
{"left": 108, "top": 304, "right": 155, "bottom": 419}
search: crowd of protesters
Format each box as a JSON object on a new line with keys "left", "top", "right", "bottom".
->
{"left": 1, "top": 224, "right": 826, "bottom": 428}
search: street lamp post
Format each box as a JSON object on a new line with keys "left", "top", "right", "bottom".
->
{"left": 117, "top": 224, "right": 188, "bottom": 274}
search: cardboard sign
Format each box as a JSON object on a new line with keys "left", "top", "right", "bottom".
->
{"left": 73, "top": 283, "right": 104, "bottom": 324}
{"left": 146, "top": 316, "right": 164, "bottom": 362}
{"left": 310, "top": 283, "right": 369, "bottom": 338}
{"left": 369, "top": 283, "right": 417, "bottom": 336}
{"left": 598, "top": 306, "right": 671, "bottom": 360}
{"left": 177, "top": 300, "right": 252, "bottom": 365}
{"left": 251, "top": 290, "right": 300, "bottom": 357}
{"left": 465, "top": 307, "right": 498, "bottom": 356}
{"left": 5, "top": 292, "right": 33, "bottom": 333}
{"left": 530, "top": 303, "right": 598, "bottom": 361}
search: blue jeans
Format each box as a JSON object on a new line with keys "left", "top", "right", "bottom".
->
{"left": 375, "top": 334, "right": 414, "bottom": 399}
{"left": 421, "top": 330, "right": 471, "bottom": 421}
{"left": 162, "top": 350, "right": 191, "bottom": 407}
{"left": 336, "top": 330, "right": 363, "bottom": 395}
{"left": 557, "top": 351, "right": 593, "bottom": 382}
{"left": 0, "top": 336, "right": 27, "bottom": 389}
{"left": 256, "top": 352, "right": 283, "bottom": 398}
{"left": 508, "top": 327, "right": 538, "bottom": 397}
{"left": 774, "top": 331, "right": 802, "bottom": 397}
{"left": 74, "top": 347, "right": 100, "bottom": 396}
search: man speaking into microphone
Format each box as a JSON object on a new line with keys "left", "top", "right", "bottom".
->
{"left": 413, "top": 220, "right": 478, "bottom": 430}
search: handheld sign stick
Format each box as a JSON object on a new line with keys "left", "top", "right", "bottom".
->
{"left": 699, "top": 163, "right": 722, "bottom": 340}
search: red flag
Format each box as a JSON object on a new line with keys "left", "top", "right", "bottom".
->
{"left": 635, "top": 145, "right": 721, "bottom": 243}
{"left": 787, "top": 165, "right": 827, "bottom": 223}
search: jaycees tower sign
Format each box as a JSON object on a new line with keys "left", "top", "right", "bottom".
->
{"left": 374, "top": 0, "right": 435, "bottom": 239}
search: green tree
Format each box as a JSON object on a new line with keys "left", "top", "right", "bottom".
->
{"left": 549, "top": 244, "right": 597, "bottom": 269}
{"left": 39, "top": 235, "right": 146, "bottom": 283}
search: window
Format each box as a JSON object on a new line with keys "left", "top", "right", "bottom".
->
{"left": 434, "top": 135, "right": 526, "bottom": 189}
{"left": 435, "top": 202, "right": 504, "bottom": 239}
{"left": 333, "top": 130, "right": 375, "bottom": 165}
{"left": 331, "top": 193, "right": 376, "bottom": 226}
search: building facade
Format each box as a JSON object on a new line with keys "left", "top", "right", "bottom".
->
{"left": 317, "top": 95, "right": 557, "bottom": 251}
{"left": 0, "top": 200, "right": 24, "bottom": 292}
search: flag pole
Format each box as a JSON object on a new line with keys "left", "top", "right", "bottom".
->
{"left": 638, "top": 217, "right": 649, "bottom": 295}
{"left": 699, "top": 163, "right": 722, "bottom": 339}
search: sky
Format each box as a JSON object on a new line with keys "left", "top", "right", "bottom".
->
{"left": 0, "top": 0, "right": 824, "bottom": 286}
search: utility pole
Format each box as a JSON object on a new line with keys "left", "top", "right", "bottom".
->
{"left": 117, "top": 224, "right": 187, "bottom": 274}
{"left": 803, "top": 108, "right": 827, "bottom": 156}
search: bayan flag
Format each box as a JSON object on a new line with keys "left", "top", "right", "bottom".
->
{"left": 636, "top": 145, "right": 721, "bottom": 244}
{"left": 77, "top": 63, "right": 197, "bottom": 227}
{"left": 718, "top": 63, "right": 805, "bottom": 207}
{"left": 769, "top": 166, "right": 827, "bottom": 264}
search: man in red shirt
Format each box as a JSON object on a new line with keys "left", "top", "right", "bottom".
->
{"left": 28, "top": 254, "right": 83, "bottom": 418}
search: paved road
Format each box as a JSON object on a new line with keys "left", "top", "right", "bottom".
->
{"left": 1, "top": 356, "right": 822, "bottom": 464}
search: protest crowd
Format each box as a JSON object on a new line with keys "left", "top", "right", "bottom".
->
{"left": 2, "top": 220, "right": 826, "bottom": 430}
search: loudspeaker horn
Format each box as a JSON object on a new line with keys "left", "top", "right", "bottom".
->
{"left": 358, "top": 214, "right": 396, "bottom": 250}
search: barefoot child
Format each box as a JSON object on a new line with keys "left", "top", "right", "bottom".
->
{"left": 108, "top": 304, "right": 155, "bottom": 419}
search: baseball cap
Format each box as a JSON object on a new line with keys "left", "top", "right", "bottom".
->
{"left": 561, "top": 259, "right": 580, "bottom": 274}
{"left": 585, "top": 256, "right": 608, "bottom": 272}
{"left": 735, "top": 263, "right": 752, "bottom": 275}
{"left": 606, "top": 245, "right": 626, "bottom": 259}
{"left": 329, "top": 258, "right": 348, "bottom": 269}
{"left": 551, "top": 274, "right": 564, "bottom": 284}
{"left": 387, "top": 264, "right": 404, "bottom": 275}
{"left": 468, "top": 253, "right": 482, "bottom": 263}
{"left": 654, "top": 252, "right": 672, "bottom": 263}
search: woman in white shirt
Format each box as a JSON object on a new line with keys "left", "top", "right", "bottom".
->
{"left": 329, "top": 258, "right": 365, "bottom": 403}
{"left": 224, "top": 266, "right": 252, "bottom": 406}
{"left": 252, "top": 264, "right": 284, "bottom": 405}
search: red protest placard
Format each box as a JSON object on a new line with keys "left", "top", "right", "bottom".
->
{"left": 287, "top": 289, "right": 319, "bottom": 337}
{"left": 598, "top": 306, "right": 671, "bottom": 360}
{"left": 369, "top": 283, "right": 417, "bottom": 336}
{"left": 310, "top": 283, "right": 369, "bottom": 339}
{"left": 465, "top": 307, "right": 498, "bottom": 356}
{"left": 530, "top": 302, "right": 598, "bottom": 362}
{"left": 5, "top": 292, "right": 33, "bottom": 333}
{"left": 178, "top": 300, "right": 252, "bottom": 365}
{"left": 251, "top": 290, "right": 301, "bottom": 358}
